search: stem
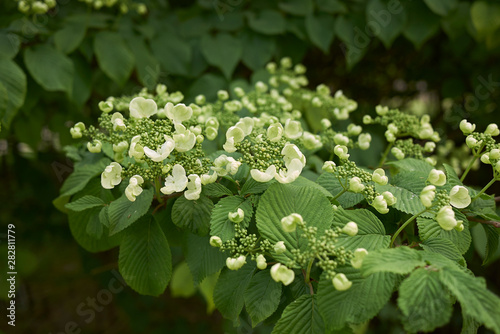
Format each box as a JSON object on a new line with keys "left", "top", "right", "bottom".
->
{"left": 155, "top": 176, "right": 164, "bottom": 204}
{"left": 379, "top": 142, "right": 393, "bottom": 167}
{"left": 460, "top": 143, "right": 485, "bottom": 182}
{"left": 471, "top": 178, "right": 497, "bottom": 202}
{"left": 390, "top": 209, "right": 427, "bottom": 247}
{"left": 305, "top": 258, "right": 315, "bottom": 295}
{"left": 332, "top": 188, "right": 347, "bottom": 201}
{"left": 467, "top": 217, "right": 500, "bottom": 228}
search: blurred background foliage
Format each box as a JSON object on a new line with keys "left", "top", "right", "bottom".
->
{"left": 0, "top": 0, "right": 499, "bottom": 333}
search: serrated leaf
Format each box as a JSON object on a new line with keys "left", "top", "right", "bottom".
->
{"left": 292, "top": 176, "right": 332, "bottom": 198}
{"left": 361, "top": 247, "right": 426, "bottom": 276}
{"left": 423, "top": 0, "right": 458, "bottom": 16}
{"left": 376, "top": 183, "right": 427, "bottom": 215}
{"left": 170, "top": 261, "right": 196, "bottom": 298}
{"left": 108, "top": 188, "right": 154, "bottom": 235}
{"left": 151, "top": 32, "right": 191, "bottom": 76}
{"left": 366, "top": 0, "right": 406, "bottom": 48}
{"left": 398, "top": 268, "right": 453, "bottom": 332}
{"left": 119, "top": 215, "right": 172, "bottom": 296}
{"left": 480, "top": 224, "right": 500, "bottom": 265}
{"left": 201, "top": 33, "right": 242, "bottom": 79}
{"left": 247, "top": 10, "right": 286, "bottom": 35}
{"left": 387, "top": 158, "right": 433, "bottom": 174}
{"left": 256, "top": 183, "right": 333, "bottom": 266}
{"left": 334, "top": 16, "right": 367, "bottom": 69}
{"left": 316, "top": 172, "right": 364, "bottom": 208}
{"left": 318, "top": 268, "right": 396, "bottom": 330}
{"left": 94, "top": 31, "right": 134, "bottom": 85}
{"left": 421, "top": 238, "right": 465, "bottom": 265}
{"left": 202, "top": 183, "right": 233, "bottom": 197}
{"left": 86, "top": 212, "right": 103, "bottom": 239}
{"left": 171, "top": 195, "right": 214, "bottom": 236}
{"left": 65, "top": 195, "right": 105, "bottom": 212}
{"left": 273, "top": 294, "right": 325, "bottom": 334}
{"left": 0, "top": 32, "right": 20, "bottom": 59}
{"left": 244, "top": 270, "right": 282, "bottom": 327}
{"left": 210, "top": 196, "right": 253, "bottom": 241}
{"left": 444, "top": 163, "right": 463, "bottom": 187}
{"left": 58, "top": 158, "right": 110, "bottom": 198}
{"left": 54, "top": 20, "right": 87, "bottom": 54}
{"left": 213, "top": 263, "right": 255, "bottom": 320}
{"left": 183, "top": 233, "right": 227, "bottom": 286}
{"left": 417, "top": 214, "right": 471, "bottom": 254}
{"left": 0, "top": 56, "right": 26, "bottom": 128}
{"left": 24, "top": 44, "right": 74, "bottom": 93}
{"left": 240, "top": 177, "right": 275, "bottom": 196}
{"left": 125, "top": 34, "right": 159, "bottom": 90}
{"left": 305, "top": 13, "right": 336, "bottom": 53}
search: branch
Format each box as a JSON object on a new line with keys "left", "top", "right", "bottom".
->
{"left": 468, "top": 216, "right": 500, "bottom": 228}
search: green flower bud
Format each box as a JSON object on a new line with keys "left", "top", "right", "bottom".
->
{"left": 372, "top": 168, "right": 388, "bottom": 185}
{"left": 351, "top": 248, "right": 368, "bottom": 269}
{"left": 349, "top": 177, "right": 365, "bottom": 193}
{"left": 228, "top": 208, "right": 245, "bottom": 223}
{"left": 342, "top": 222, "right": 358, "bottom": 236}
{"left": 281, "top": 213, "right": 303, "bottom": 232}
{"left": 332, "top": 273, "right": 352, "bottom": 291}
{"left": 449, "top": 185, "right": 471, "bottom": 209}
{"left": 427, "top": 169, "right": 446, "bottom": 186}
{"left": 459, "top": 119, "right": 475, "bottom": 135}
{"left": 87, "top": 140, "right": 102, "bottom": 153}
{"left": 485, "top": 123, "right": 499, "bottom": 136}
{"left": 274, "top": 241, "right": 286, "bottom": 254}
{"left": 270, "top": 263, "right": 294, "bottom": 285}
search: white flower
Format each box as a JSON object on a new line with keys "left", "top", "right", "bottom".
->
{"left": 322, "top": 161, "right": 336, "bottom": 173}
{"left": 466, "top": 135, "right": 482, "bottom": 149}
{"left": 129, "top": 97, "right": 157, "bottom": 119}
{"left": 420, "top": 185, "right": 436, "bottom": 207}
{"left": 228, "top": 208, "right": 245, "bottom": 223}
{"left": 205, "top": 126, "right": 218, "bottom": 141}
{"left": 358, "top": 133, "right": 371, "bottom": 150}
{"left": 161, "top": 164, "right": 188, "bottom": 194}
{"left": 334, "top": 145, "right": 350, "bottom": 160}
{"left": 387, "top": 123, "right": 398, "bottom": 134}
{"left": 201, "top": 172, "right": 218, "bottom": 185}
{"left": 87, "top": 140, "right": 102, "bottom": 153}
{"left": 347, "top": 124, "right": 362, "bottom": 136}
{"left": 251, "top": 165, "right": 276, "bottom": 182}
{"left": 113, "top": 141, "right": 128, "bottom": 153}
{"left": 342, "top": 222, "right": 358, "bottom": 236}
{"left": 281, "top": 213, "right": 303, "bottom": 232}
{"left": 282, "top": 143, "right": 306, "bottom": 167}
{"left": 363, "top": 115, "right": 373, "bottom": 124}
{"left": 303, "top": 132, "right": 323, "bottom": 150}
{"left": 125, "top": 175, "right": 144, "bottom": 202}
{"left": 391, "top": 147, "right": 405, "bottom": 160}
{"left": 490, "top": 149, "right": 500, "bottom": 160}
{"left": 256, "top": 255, "right": 267, "bottom": 270}
{"left": 334, "top": 108, "right": 349, "bottom": 120}
{"left": 427, "top": 169, "right": 446, "bottom": 186}
{"left": 382, "top": 191, "right": 397, "bottom": 206}
{"left": 144, "top": 135, "right": 175, "bottom": 162}
{"left": 185, "top": 174, "right": 202, "bottom": 200}
{"left": 173, "top": 125, "right": 197, "bottom": 152}
{"left": 212, "top": 155, "right": 241, "bottom": 176}
{"left": 349, "top": 177, "right": 365, "bottom": 193}
{"left": 351, "top": 248, "right": 368, "bottom": 269}
{"left": 332, "top": 273, "right": 352, "bottom": 291}
{"left": 436, "top": 205, "right": 458, "bottom": 231}
{"left": 485, "top": 123, "right": 499, "bottom": 136}
{"left": 418, "top": 123, "right": 434, "bottom": 139}
{"left": 101, "top": 162, "right": 122, "bottom": 189}
{"left": 424, "top": 142, "right": 436, "bottom": 152}
{"left": 165, "top": 102, "right": 193, "bottom": 124}
{"left": 449, "top": 185, "right": 471, "bottom": 209}
{"left": 226, "top": 255, "right": 246, "bottom": 270}
{"left": 321, "top": 118, "right": 332, "bottom": 129}
{"left": 385, "top": 130, "right": 396, "bottom": 142}
{"left": 372, "top": 168, "right": 388, "bottom": 185}
{"left": 218, "top": 90, "right": 229, "bottom": 100}
{"left": 111, "top": 112, "right": 126, "bottom": 131}
{"left": 70, "top": 122, "right": 85, "bottom": 138}
{"left": 284, "top": 119, "right": 303, "bottom": 139}
{"left": 481, "top": 153, "right": 491, "bottom": 164}
{"left": 376, "top": 105, "right": 388, "bottom": 116}
{"left": 267, "top": 123, "right": 284, "bottom": 142}
{"left": 270, "top": 263, "right": 295, "bottom": 286}
{"left": 275, "top": 158, "right": 303, "bottom": 184}
{"left": 274, "top": 241, "right": 286, "bottom": 254}
{"left": 333, "top": 134, "right": 349, "bottom": 146}
{"left": 460, "top": 120, "right": 475, "bottom": 135}
{"left": 98, "top": 100, "right": 113, "bottom": 113}
{"left": 372, "top": 195, "right": 389, "bottom": 214}
{"left": 129, "top": 135, "right": 145, "bottom": 160}
{"left": 195, "top": 95, "right": 206, "bottom": 105}
{"left": 210, "top": 236, "right": 222, "bottom": 248}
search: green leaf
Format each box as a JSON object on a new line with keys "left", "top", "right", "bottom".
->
{"left": 256, "top": 183, "right": 333, "bottom": 266}
{"left": 171, "top": 195, "right": 214, "bottom": 236}
{"left": 54, "top": 20, "right": 87, "bottom": 54}
{"left": 480, "top": 224, "right": 500, "bottom": 265}
{"left": 202, "top": 183, "right": 233, "bottom": 197}
{"left": 273, "top": 294, "right": 325, "bottom": 334}
{"left": 69, "top": 55, "right": 92, "bottom": 106}
{"left": 183, "top": 233, "right": 227, "bottom": 286}
{"left": 125, "top": 34, "right": 160, "bottom": 90}
{"left": 119, "top": 215, "right": 172, "bottom": 296}
{"left": 24, "top": 44, "right": 74, "bottom": 93}
{"left": 417, "top": 214, "right": 472, "bottom": 254}
{"left": 442, "top": 3, "right": 472, "bottom": 40}
{"left": 240, "top": 178, "right": 275, "bottom": 196}
{"left": 151, "top": 32, "right": 191, "bottom": 76}
{"left": 94, "top": 31, "right": 134, "bottom": 85}
{"left": 108, "top": 188, "right": 154, "bottom": 235}
{"left": 366, "top": 0, "right": 407, "bottom": 48}
{"left": 241, "top": 31, "right": 276, "bottom": 71}
{"left": 244, "top": 270, "right": 282, "bottom": 327}
{"left": 387, "top": 158, "right": 433, "bottom": 174}
{"left": 423, "top": 0, "right": 458, "bottom": 16}
{"left": 0, "top": 32, "right": 20, "bottom": 58}
{"left": 305, "top": 13, "right": 336, "bottom": 53}
{"left": 170, "top": 261, "right": 196, "bottom": 298}
{"left": 398, "top": 268, "right": 453, "bottom": 332}
{"left": 361, "top": 247, "right": 426, "bottom": 276}
{"left": 210, "top": 196, "right": 253, "bottom": 241}
{"left": 0, "top": 56, "right": 26, "bottom": 128}
{"left": 291, "top": 176, "right": 332, "bottom": 198}
{"left": 65, "top": 195, "right": 105, "bottom": 212}
{"left": 201, "top": 33, "right": 242, "bottom": 79}
{"left": 402, "top": 1, "right": 441, "bottom": 48}
{"left": 332, "top": 208, "right": 390, "bottom": 251}
{"left": 439, "top": 266, "right": 500, "bottom": 333}
{"left": 59, "top": 158, "right": 110, "bottom": 198}
{"left": 376, "top": 184, "right": 427, "bottom": 215}
{"left": 213, "top": 263, "right": 255, "bottom": 320}
{"left": 316, "top": 172, "right": 364, "bottom": 208}
{"left": 279, "top": 0, "right": 314, "bottom": 16}
{"left": 470, "top": 2, "right": 500, "bottom": 39}
{"left": 318, "top": 268, "right": 396, "bottom": 330}
{"left": 334, "top": 16, "right": 368, "bottom": 69}
{"left": 247, "top": 10, "right": 287, "bottom": 35}
{"left": 421, "top": 238, "right": 465, "bottom": 265}
{"left": 86, "top": 212, "right": 103, "bottom": 239}
{"left": 444, "top": 163, "right": 463, "bottom": 187}
{"left": 188, "top": 73, "right": 227, "bottom": 101}
{"left": 315, "top": 0, "right": 348, "bottom": 14}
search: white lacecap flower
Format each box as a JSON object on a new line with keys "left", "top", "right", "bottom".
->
{"left": 274, "top": 241, "right": 286, "bottom": 254}
{"left": 256, "top": 254, "right": 267, "bottom": 270}
{"left": 321, "top": 118, "right": 332, "bottom": 129}
{"left": 185, "top": 174, "right": 202, "bottom": 200}
{"left": 425, "top": 157, "right": 437, "bottom": 166}
{"left": 460, "top": 119, "right": 475, "bottom": 135}
{"left": 420, "top": 185, "right": 436, "bottom": 207}
{"left": 161, "top": 164, "right": 188, "bottom": 195}
{"left": 449, "top": 185, "right": 471, "bottom": 209}
{"left": 303, "top": 131, "right": 323, "bottom": 150}
{"left": 342, "top": 222, "right": 358, "bottom": 236}
{"left": 424, "top": 142, "right": 436, "bottom": 153}
{"left": 201, "top": 172, "right": 218, "bottom": 185}
{"left": 334, "top": 108, "right": 349, "bottom": 120}
{"left": 87, "top": 140, "right": 102, "bottom": 153}
{"left": 267, "top": 122, "right": 284, "bottom": 142}
{"left": 125, "top": 175, "right": 144, "bottom": 202}
{"left": 70, "top": 122, "right": 85, "bottom": 138}
{"left": 217, "top": 90, "right": 229, "bottom": 101}
{"left": 490, "top": 149, "right": 500, "bottom": 160}
{"left": 226, "top": 255, "right": 246, "bottom": 270}
{"left": 382, "top": 191, "right": 397, "bottom": 206}
{"left": 481, "top": 153, "right": 491, "bottom": 164}
{"left": 270, "top": 263, "right": 295, "bottom": 286}
{"left": 322, "top": 161, "right": 336, "bottom": 173}
{"left": 281, "top": 213, "right": 303, "bottom": 232}
{"left": 251, "top": 165, "right": 277, "bottom": 183}
{"left": 205, "top": 127, "right": 218, "bottom": 141}
{"left": 419, "top": 123, "right": 434, "bottom": 140}
{"left": 363, "top": 115, "right": 373, "bottom": 124}
{"left": 113, "top": 141, "right": 129, "bottom": 153}
{"left": 129, "top": 135, "right": 145, "bottom": 160}
{"left": 358, "top": 133, "right": 371, "bottom": 150}
{"left": 372, "top": 168, "right": 388, "bottom": 185}
{"left": 376, "top": 105, "right": 388, "bottom": 116}
{"left": 144, "top": 135, "right": 175, "bottom": 162}
{"left": 349, "top": 177, "right": 365, "bottom": 193}
{"left": 485, "top": 123, "right": 500, "bottom": 136}
{"left": 334, "top": 145, "right": 350, "bottom": 160}
{"left": 101, "top": 162, "right": 122, "bottom": 189}
{"left": 391, "top": 147, "right": 405, "bottom": 160}
{"left": 282, "top": 143, "right": 306, "bottom": 167}
{"left": 332, "top": 273, "right": 352, "bottom": 291}
{"left": 98, "top": 100, "right": 113, "bottom": 113}
{"left": 351, "top": 248, "right": 368, "bottom": 269}
{"left": 284, "top": 119, "right": 303, "bottom": 139}
{"left": 387, "top": 123, "right": 398, "bottom": 134}
{"left": 164, "top": 103, "right": 193, "bottom": 124}
{"left": 372, "top": 195, "right": 389, "bottom": 214}
{"left": 347, "top": 124, "right": 362, "bottom": 136}
{"left": 385, "top": 130, "right": 396, "bottom": 142}
{"left": 210, "top": 236, "right": 222, "bottom": 248}
{"left": 436, "top": 205, "right": 458, "bottom": 231}
{"left": 111, "top": 112, "right": 126, "bottom": 131}
{"left": 173, "top": 125, "right": 197, "bottom": 152}
{"left": 275, "top": 158, "right": 303, "bottom": 184}
{"left": 333, "top": 133, "right": 349, "bottom": 146}
{"left": 427, "top": 169, "right": 446, "bottom": 186}
{"left": 228, "top": 208, "right": 245, "bottom": 223}
{"left": 129, "top": 97, "right": 157, "bottom": 119}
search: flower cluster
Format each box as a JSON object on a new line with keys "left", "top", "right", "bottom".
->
{"left": 17, "top": 0, "right": 56, "bottom": 14}
{"left": 77, "top": 0, "right": 147, "bottom": 13}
